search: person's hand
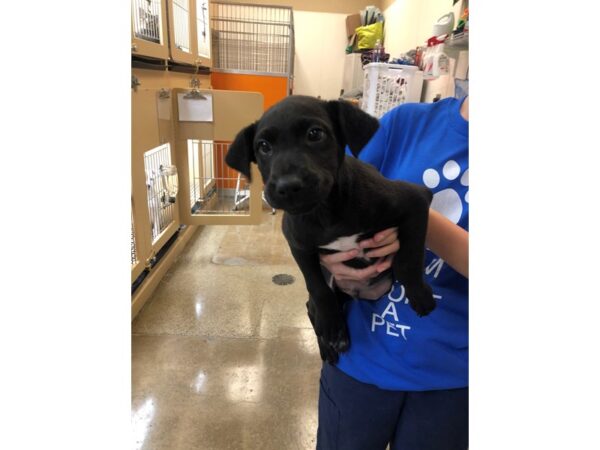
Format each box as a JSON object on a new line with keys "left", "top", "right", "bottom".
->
{"left": 319, "top": 227, "right": 400, "bottom": 285}
{"left": 358, "top": 227, "right": 400, "bottom": 264}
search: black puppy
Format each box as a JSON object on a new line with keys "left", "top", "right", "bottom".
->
{"left": 226, "top": 95, "right": 435, "bottom": 362}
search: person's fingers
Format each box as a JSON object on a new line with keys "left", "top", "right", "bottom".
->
{"left": 374, "top": 254, "right": 394, "bottom": 272}
{"left": 319, "top": 240, "right": 396, "bottom": 283}
{"left": 365, "top": 240, "right": 400, "bottom": 258}
{"left": 319, "top": 249, "right": 359, "bottom": 265}
{"left": 359, "top": 227, "right": 399, "bottom": 249}
{"left": 333, "top": 263, "right": 380, "bottom": 281}
{"left": 373, "top": 227, "right": 398, "bottom": 243}
{"left": 333, "top": 259, "right": 392, "bottom": 278}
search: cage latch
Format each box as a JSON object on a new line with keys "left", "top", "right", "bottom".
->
{"left": 132, "top": 75, "right": 141, "bottom": 91}
{"left": 145, "top": 251, "right": 157, "bottom": 270}
{"left": 159, "top": 165, "right": 178, "bottom": 205}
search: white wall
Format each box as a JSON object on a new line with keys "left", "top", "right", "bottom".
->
{"left": 292, "top": 11, "right": 348, "bottom": 100}
{"left": 383, "top": 0, "right": 464, "bottom": 56}
{"left": 380, "top": 0, "right": 421, "bottom": 58}
{"left": 383, "top": 0, "right": 467, "bottom": 102}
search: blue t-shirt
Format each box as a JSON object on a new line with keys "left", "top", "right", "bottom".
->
{"left": 336, "top": 97, "right": 469, "bottom": 391}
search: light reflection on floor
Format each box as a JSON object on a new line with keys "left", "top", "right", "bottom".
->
{"left": 132, "top": 398, "right": 155, "bottom": 450}
{"left": 132, "top": 211, "right": 322, "bottom": 450}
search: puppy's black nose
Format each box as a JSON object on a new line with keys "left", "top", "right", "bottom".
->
{"left": 275, "top": 175, "right": 304, "bottom": 197}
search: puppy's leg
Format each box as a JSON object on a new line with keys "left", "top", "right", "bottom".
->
{"left": 306, "top": 298, "right": 339, "bottom": 363}
{"left": 306, "top": 288, "right": 351, "bottom": 363}
{"left": 394, "top": 202, "right": 436, "bottom": 317}
{"left": 291, "top": 247, "right": 349, "bottom": 353}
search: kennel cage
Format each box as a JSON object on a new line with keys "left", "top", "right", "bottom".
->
{"left": 132, "top": 86, "right": 264, "bottom": 315}
{"left": 196, "top": 0, "right": 211, "bottom": 58}
{"left": 144, "top": 143, "right": 178, "bottom": 243}
{"left": 208, "top": 2, "right": 292, "bottom": 212}
{"left": 210, "top": 2, "right": 294, "bottom": 75}
{"left": 186, "top": 138, "right": 274, "bottom": 214}
{"left": 172, "top": 0, "right": 191, "bottom": 52}
{"left": 132, "top": 0, "right": 163, "bottom": 44}
{"left": 187, "top": 139, "right": 250, "bottom": 214}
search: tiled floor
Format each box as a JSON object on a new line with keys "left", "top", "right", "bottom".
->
{"left": 132, "top": 211, "right": 322, "bottom": 450}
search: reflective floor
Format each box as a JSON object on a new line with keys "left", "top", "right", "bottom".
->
{"left": 132, "top": 211, "right": 322, "bottom": 450}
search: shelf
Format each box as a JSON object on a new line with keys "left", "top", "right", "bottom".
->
{"left": 446, "top": 31, "right": 468, "bottom": 49}
{"left": 132, "top": 55, "right": 211, "bottom": 74}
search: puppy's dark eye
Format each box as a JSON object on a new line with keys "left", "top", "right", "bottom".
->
{"left": 307, "top": 127, "right": 325, "bottom": 142}
{"left": 256, "top": 140, "right": 272, "bottom": 155}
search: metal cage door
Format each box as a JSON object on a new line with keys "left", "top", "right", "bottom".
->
{"left": 132, "top": 87, "right": 264, "bottom": 285}
{"left": 171, "top": 88, "right": 265, "bottom": 226}
{"left": 131, "top": 0, "right": 170, "bottom": 59}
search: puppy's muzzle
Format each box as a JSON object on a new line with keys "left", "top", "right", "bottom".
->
{"left": 274, "top": 175, "right": 304, "bottom": 198}
{"left": 267, "top": 174, "right": 319, "bottom": 213}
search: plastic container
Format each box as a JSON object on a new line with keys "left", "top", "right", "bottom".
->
{"left": 422, "top": 35, "right": 449, "bottom": 80}
{"left": 432, "top": 12, "right": 455, "bottom": 37}
{"left": 373, "top": 39, "right": 383, "bottom": 62}
{"left": 361, "top": 63, "right": 424, "bottom": 118}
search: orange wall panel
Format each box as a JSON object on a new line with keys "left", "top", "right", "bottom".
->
{"left": 211, "top": 72, "right": 288, "bottom": 111}
{"left": 211, "top": 73, "right": 288, "bottom": 190}
{"left": 214, "top": 140, "right": 239, "bottom": 190}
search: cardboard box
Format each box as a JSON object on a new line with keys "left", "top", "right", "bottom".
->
{"left": 346, "top": 14, "right": 361, "bottom": 38}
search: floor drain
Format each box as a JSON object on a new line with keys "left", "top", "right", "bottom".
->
{"left": 272, "top": 274, "right": 295, "bottom": 286}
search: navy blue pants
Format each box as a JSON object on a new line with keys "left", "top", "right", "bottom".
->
{"left": 317, "top": 363, "right": 468, "bottom": 450}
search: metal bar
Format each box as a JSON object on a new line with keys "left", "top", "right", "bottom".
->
{"left": 211, "top": 17, "right": 288, "bottom": 26}
{"left": 210, "top": 69, "right": 290, "bottom": 77}
{"left": 211, "top": 1, "right": 291, "bottom": 12}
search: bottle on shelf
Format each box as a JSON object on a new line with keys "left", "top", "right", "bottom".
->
{"left": 373, "top": 39, "right": 383, "bottom": 63}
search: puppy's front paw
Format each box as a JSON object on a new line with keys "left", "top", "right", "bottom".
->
{"left": 317, "top": 336, "right": 341, "bottom": 364}
{"left": 331, "top": 321, "right": 350, "bottom": 354}
{"left": 316, "top": 310, "right": 350, "bottom": 354}
{"left": 406, "top": 282, "right": 436, "bottom": 317}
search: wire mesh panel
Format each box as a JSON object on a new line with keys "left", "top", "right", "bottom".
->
{"left": 144, "top": 144, "right": 177, "bottom": 242}
{"left": 131, "top": 210, "right": 138, "bottom": 266}
{"left": 187, "top": 140, "right": 252, "bottom": 214}
{"left": 210, "top": 2, "right": 294, "bottom": 75}
{"left": 188, "top": 139, "right": 215, "bottom": 210}
{"left": 132, "top": 0, "right": 163, "bottom": 44}
{"left": 173, "top": 0, "right": 191, "bottom": 52}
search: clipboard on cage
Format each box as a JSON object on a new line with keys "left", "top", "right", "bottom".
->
{"left": 233, "top": 173, "right": 275, "bottom": 214}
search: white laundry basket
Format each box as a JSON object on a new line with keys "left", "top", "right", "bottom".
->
{"left": 361, "top": 63, "right": 424, "bottom": 118}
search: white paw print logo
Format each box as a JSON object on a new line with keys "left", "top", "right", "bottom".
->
{"left": 423, "top": 160, "right": 468, "bottom": 224}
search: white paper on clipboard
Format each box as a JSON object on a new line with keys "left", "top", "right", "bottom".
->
{"left": 177, "top": 93, "right": 214, "bottom": 122}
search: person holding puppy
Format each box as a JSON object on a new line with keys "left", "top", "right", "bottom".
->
{"left": 317, "top": 96, "right": 469, "bottom": 450}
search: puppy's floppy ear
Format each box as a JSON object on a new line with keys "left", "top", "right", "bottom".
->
{"left": 326, "top": 100, "right": 379, "bottom": 157}
{"left": 225, "top": 122, "right": 257, "bottom": 181}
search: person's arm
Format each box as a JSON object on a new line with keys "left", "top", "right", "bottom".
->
{"left": 425, "top": 209, "right": 468, "bottom": 278}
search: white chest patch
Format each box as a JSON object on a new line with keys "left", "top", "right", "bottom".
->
{"left": 319, "top": 233, "right": 367, "bottom": 258}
